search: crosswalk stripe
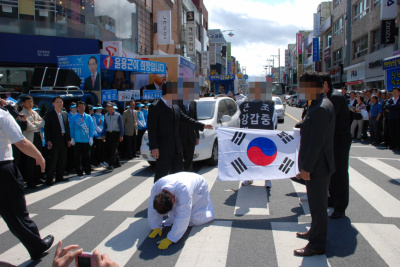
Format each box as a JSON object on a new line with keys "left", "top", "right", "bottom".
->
{"left": 353, "top": 223, "right": 400, "bottom": 267}
{"left": 104, "top": 178, "right": 153, "bottom": 212}
{"left": 290, "top": 179, "right": 310, "bottom": 216}
{"left": 0, "top": 215, "right": 94, "bottom": 266}
{"left": 175, "top": 220, "right": 232, "bottom": 267}
{"left": 234, "top": 180, "right": 270, "bottom": 216}
{"left": 349, "top": 167, "right": 400, "bottom": 218}
{"left": 357, "top": 158, "right": 400, "bottom": 184}
{"left": 271, "top": 222, "right": 331, "bottom": 267}
{"left": 50, "top": 163, "right": 147, "bottom": 210}
{"left": 93, "top": 217, "right": 148, "bottom": 267}
{"left": 0, "top": 214, "right": 37, "bottom": 235}
{"left": 197, "top": 166, "right": 219, "bottom": 190}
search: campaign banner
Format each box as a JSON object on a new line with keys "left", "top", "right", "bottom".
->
{"left": 381, "top": 0, "right": 397, "bottom": 20}
{"left": 208, "top": 74, "right": 235, "bottom": 81}
{"left": 386, "top": 68, "right": 400, "bottom": 91}
{"left": 217, "top": 127, "right": 300, "bottom": 181}
{"left": 143, "top": 90, "right": 162, "bottom": 100}
{"left": 158, "top": 10, "right": 172, "bottom": 45}
{"left": 100, "top": 55, "right": 166, "bottom": 74}
{"left": 313, "top": 38, "right": 319, "bottom": 62}
{"left": 239, "top": 101, "right": 275, "bottom": 130}
{"left": 118, "top": 90, "right": 132, "bottom": 101}
{"left": 130, "top": 90, "right": 140, "bottom": 100}
{"left": 101, "top": 89, "right": 118, "bottom": 102}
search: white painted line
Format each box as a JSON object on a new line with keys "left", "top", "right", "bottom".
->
{"left": 175, "top": 220, "right": 232, "bottom": 267}
{"left": 0, "top": 215, "right": 94, "bottom": 266}
{"left": 357, "top": 158, "right": 400, "bottom": 184}
{"left": 0, "top": 214, "right": 37, "bottom": 235}
{"left": 197, "top": 166, "right": 219, "bottom": 190}
{"left": 234, "top": 180, "right": 270, "bottom": 216}
{"left": 349, "top": 167, "right": 400, "bottom": 218}
{"left": 105, "top": 178, "right": 153, "bottom": 212}
{"left": 350, "top": 156, "right": 400, "bottom": 161}
{"left": 94, "top": 217, "right": 148, "bottom": 267}
{"left": 271, "top": 222, "right": 330, "bottom": 267}
{"left": 353, "top": 223, "right": 400, "bottom": 267}
{"left": 50, "top": 164, "right": 147, "bottom": 210}
{"left": 290, "top": 180, "right": 310, "bottom": 216}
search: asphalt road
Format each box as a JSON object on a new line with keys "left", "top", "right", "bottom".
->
{"left": 1, "top": 105, "right": 399, "bottom": 267}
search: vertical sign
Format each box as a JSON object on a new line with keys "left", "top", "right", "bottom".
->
{"left": 227, "top": 42, "right": 232, "bottom": 74}
{"left": 186, "top": 11, "right": 196, "bottom": 57}
{"left": 313, "top": 13, "right": 321, "bottom": 37}
{"left": 312, "top": 38, "right": 319, "bottom": 62}
{"left": 285, "top": 49, "right": 289, "bottom": 74}
{"left": 297, "top": 33, "right": 303, "bottom": 64}
{"left": 381, "top": 0, "right": 397, "bottom": 19}
{"left": 157, "top": 10, "right": 171, "bottom": 45}
{"left": 381, "top": 19, "right": 396, "bottom": 44}
{"left": 210, "top": 44, "right": 216, "bottom": 65}
{"left": 201, "top": 51, "right": 209, "bottom": 70}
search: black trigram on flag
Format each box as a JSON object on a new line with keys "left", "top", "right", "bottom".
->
{"left": 277, "top": 131, "right": 294, "bottom": 144}
{"left": 279, "top": 157, "right": 294, "bottom": 174}
{"left": 231, "top": 131, "right": 246, "bottom": 145}
{"left": 231, "top": 157, "right": 248, "bottom": 174}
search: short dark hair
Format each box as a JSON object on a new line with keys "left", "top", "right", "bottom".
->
{"left": 21, "top": 95, "right": 33, "bottom": 103}
{"left": 319, "top": 73, "right": 333, "bottom": 90}
{"left": 393, "top": 87, "right": 400, "bottom": 92}
{"left": 371, "top": 95, "right": 378, "bottom": 101}
{"left": 153, "top": 191, "right": 173, "bottom": 214}
{"left": 359, "top": 96, "right": 364, "bottom": 102}
{"left": 52, "top": 96, "right": 63, "bottom": 103}
{"left": 128, "top": 100, "right": 135, "bottom": 105}
{"left": 88, "top": 56, "right": 97, "bottom": 65}
{"left": 299, "top": 71, "right": 323, "bottom": 88}
{"left": 77, "top": 101, "right": 85, "bottom": 107}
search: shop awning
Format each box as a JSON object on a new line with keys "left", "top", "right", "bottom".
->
{"left": 364, "top": 76, "right": 384, "bottom": 83}
{"left": 345, "top": 80, "right": 364, "bottom": 85}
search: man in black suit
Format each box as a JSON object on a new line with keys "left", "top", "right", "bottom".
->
{"left": 321, "top": 74, "right": 352, "bottom": 219}
{"left": 83, "top": 56, "right": 100, "bottom": 91}
{"left": 147, "top": 82, "right": 212, "bottom": 182}
{"left": 178, "top": 100, "right": 199, "bottom": 171}
{"left": 294, "top": 72, "right": 335, "bottom": 257}
{"left": 44, "top": 96, "right": 71, "bottom": 185}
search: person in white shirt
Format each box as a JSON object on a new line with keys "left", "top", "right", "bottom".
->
{"left": 0, "top": 108, "right": 54, "bottom": 260}
{"left": 148, "top": 172, "right": 214, "bottom": 249}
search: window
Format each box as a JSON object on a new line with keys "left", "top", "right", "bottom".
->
{"left": 334, "top": 17, "right": 343, "bottom": 36}
{"left": 333, "top": 48, "right": 343, "bottom": 66}
{"left": 217, "top": 100, "right": 229, "bottom": 122}
{"left": 334, "top": 0, "right": 342, "bottom": 8}
{"left": 354, "top": 35, "right": 368, "bottom": 58}
{"left": 224, "top": 99, "right": 238, "bottom": 116}
{"left": 371, "top": 28, "right": 381, "bottom": 52}
{"left": 354, "top": 0, "right": 370, "bottom": 22}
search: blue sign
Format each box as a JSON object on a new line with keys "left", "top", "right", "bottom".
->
{"left": 209, "top": 74, "right": 235, "bottom": 81}
{"left": 313, "top": 38, "right": 319, "bottom": 62}
{"left": 386, "top": 68, "right": 400, "bottom": 92}
{"left": 102, "top": 90, "right": 118, "bottom": 102}
{"left": 100, "top": 55, "right": 166, "bottom": 74}
{"left": 227, "top": 61, "right": 232, "bottom": 74}
{"left": 179, "top": 57, "right": 197, "bottom": 71}
{"left": 143, "top": 90, "right": 163, "bottom": 100}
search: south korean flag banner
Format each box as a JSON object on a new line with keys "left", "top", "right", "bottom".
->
{"left": 217, "top": 127, "right": 300, "bottom": 181}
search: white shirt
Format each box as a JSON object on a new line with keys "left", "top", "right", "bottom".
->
{"left": 56, "top": 110, "right": 66, "bottom": 134}
{"left": 0, "top": 109, "right": 26, "bottom": 161}
{"left": 161, "top": 97, "right": 172, "bottom": 109}
{"left": 393, "top": 96, "right": 399, "bottom": 104}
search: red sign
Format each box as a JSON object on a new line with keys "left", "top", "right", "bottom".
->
{"left": 323, "top": 48, "right": 331, "bottom": 61}
{"left": 103, "top": 56, "right": 113, "bottom": 69}
{"left": 314, "top": 61, "right": 322, "bottom": 72}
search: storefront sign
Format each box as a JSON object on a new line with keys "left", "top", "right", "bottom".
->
{"left": 320, "top": 16, "right": 331, "bottom": 34}
{"left": 157, "top": 10, "right": 172, "bottom": 45}
{"left": 297, "top": 33, "right": 303, "bottom": 54}
{"left": 201, "top": 51, "right": 209, "bottom": 70}
{"left": 381, "top": 0, "right": 397, "bottom": 20}
{"left": 314, "top": 13, "right": 321, "bottom": 37}
{"left": 313, "top": 38, "right": 319, "bottom": 62}
{"left": 323, "top": 47, "right": 331, "bottom": 61}
{"left": 210, "top": 45, "right": 216, "bottom": 66}
{"left": 315, "top": 61, "right": 322, "bottom": 72}
{"left": 368, "top": 60, "right": 383, "bottom": 69}
{"left": 381, "top": 19, "right": 396, "bottom": 44}
{"left": 186, "top": 11, "right": 196, "bottom": 57}
{"left": 344, "top": 62, "right": 365, "bottom": 83}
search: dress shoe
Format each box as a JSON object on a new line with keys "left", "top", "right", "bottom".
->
{"left": 114, "top": 163, "right": 121, "bottom": 168}
{"left": 294, "top": 247, "right": 325, "bottom": 257}
{"left": 56, "top": 177, "right": 69, "bottom": 183}
{"left": 85, "top": 171, "right": 91, "bottom": 175}
{"left": 296, "top": 231, "right": 309, "bottom": 240}
{"left": 77, "top": 172, "right": 84, "bottom": 177}
{"left": 26, "top": 184, "right": 37, "bottom": 189}
{"left": 46, "top": 179, "right": 54, "bottom": 186}
{"left": 107, "top": 166, "right": 114, "bottom": 171}
{"left": 30, "top": 235, "right": 54, "bottom": 260}
{"left": 330, "top": 211, "right": 345, "bottom": 219}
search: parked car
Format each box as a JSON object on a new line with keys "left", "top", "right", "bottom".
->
{"left": 141, "top": 96, "right": 241, "bottom": 167}
{"left": 273, "top": 96, "right": 285, "bottom": 123}
{"left": 296, "top": 98, "right": 306, "bottom": 107}
{"left": 289, "top": 95, "right": 297, "bottom": 106}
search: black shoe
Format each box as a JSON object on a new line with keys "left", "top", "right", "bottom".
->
{"left": 30, "top": 235, "right": 54, "bottom": 260}
{"left": 46, "top": 179, "right": 54, "bottom": 186}
{"left": 330, "top": 211, "right": 345, "bottom": 219}
{"left": 56, "top": 177, "right": 69, "bottom": 182}
{"left": 114, "top": 163, "right": 121, "bottom": 168}
{"left": 85, "top": 171, "right": 91, "bottom": 175}
{"left": 107, "top": 166, "right": 114, "bottom": 171}
{"left": 27, "top": 184, "right": 37, "bottom": 189}
{"left": 36, "top": 179, "right": 46, "bottom": 185}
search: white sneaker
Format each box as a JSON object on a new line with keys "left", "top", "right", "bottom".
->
{"left": 242, "top": 180, "right": 253, "bottom": 186}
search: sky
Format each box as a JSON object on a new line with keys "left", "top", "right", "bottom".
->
{"left": 203, "top": 0, "right": 329, "bottom": 76}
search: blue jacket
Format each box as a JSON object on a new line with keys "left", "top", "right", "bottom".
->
{"left": 386, "top": 97, "right": 400, "bottom": 120}
{"left": 92, "top": 113, "right": 105, "bottom": 138}
{"left": 138, "top": 111, "right": 147, "bottom": 130}
{"left": 70, "top": 113, "right": 95, "bottom": 143}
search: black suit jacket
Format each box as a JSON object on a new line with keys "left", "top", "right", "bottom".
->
{"left": 147, "top": 100, "right": 204, "bottom": 156}
{"left": 327, "top": 90, "right": 350, "bottom": 135}
{"left": 44, "top": 109, "right": 71, "bottom": 147}
{"left": 299, "top": 96, "right": 335, "bottom": 176}
{"left": 83, "top": 73, "right": 100, "bottom": 91}
{"left": 178, "top": 102, "right": 199, "bottom": 145}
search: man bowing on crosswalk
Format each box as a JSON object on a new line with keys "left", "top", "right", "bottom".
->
{"left": 148, "top": 172, "right": 215, "bottom": 249}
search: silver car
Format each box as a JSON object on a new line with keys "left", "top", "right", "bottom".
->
{"left": 273, "top": 96, "right": 285, "bottom": 123}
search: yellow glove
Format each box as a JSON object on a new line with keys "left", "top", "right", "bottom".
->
{"left": 158, "top": 238, "right": 172, "bottom": 250}
{"left": 148, "top": 228, "right": 162, "bottom": 238}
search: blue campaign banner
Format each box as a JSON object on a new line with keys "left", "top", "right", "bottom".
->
{"left": 313, "top": 38, "right": 319, "bottom": 62}
{"left": 209, "top": 74, "right": 236, "bottom": 81}
{"left": 100, "top": 55, "right": 166, "bottom": 74}
{"left": 143, "top": 90, "right": 163, "bottom": 100}
{"left": 102, "top": 90, "right": 118, "bottom": 102}
{"left": 58, "top": 55, "right": 101, "bottom": 91}
{"left": 386, "top": 68, "right": 400, "bottom": 92}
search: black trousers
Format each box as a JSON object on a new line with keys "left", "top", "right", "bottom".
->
{"left": 305, "top": 161, "right": 331, "bottom": 251}
{"left": 20, "top": 133, "right": 43, "bottom": 186}
{"left": 106, "top": 131, "right": 120, "bottom": 166}
{"left": 137, "top": 129, "right": 146, "bottom": 153}
{"left": 74, "top": 142, "right": 91, "bottom": 174}
{"left": 154, "top": 152, "right": 184, "bottom": 183}
{"left": 389, "top": 119, "right": 400, "bottom": 148}
{"left": 47, "top": 137, "right": 68, "bottom": 181}
{"left": 383, "top": 117, "right": 390, "bottom": 144}
{"left": 182, "top": 140, "right": 195, "bottom": 171}
{"left": 329, "top": 133, "right": 352, "bottom": 213}
{"left": 0, "top": 162, "right": 47, "bottom": 258}
{"left": 124, "top": 134, "right": 137, "bottom": 158}
{"left": 94, "top": 138, "right": 105, "bottom": 164}
{"left": 66, "top": 145, "right": 75, "bottom": 171}
{"left": 362, "top": 120, "right": 369, "bottom": 139}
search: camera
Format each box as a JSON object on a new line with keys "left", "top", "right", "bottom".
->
{"left": 76, "top": 252, "right": 95, "bottom": 267}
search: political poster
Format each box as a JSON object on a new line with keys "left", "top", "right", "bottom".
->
{"left": 239, "top": 101, "right": 276, "bottom": 130}
{"left": 118, "top": 91, "right": 132, "bottom": 102}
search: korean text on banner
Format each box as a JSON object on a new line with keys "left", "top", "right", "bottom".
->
{"left": 157, "top": 10, "right": 172, "bottom": 45}
{"left": 217, "top": 127, "right": 300, "bottom": 181}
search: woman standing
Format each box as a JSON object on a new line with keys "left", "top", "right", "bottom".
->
{"left": 350, "top": 96, "right": 366, "bottom": 139}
